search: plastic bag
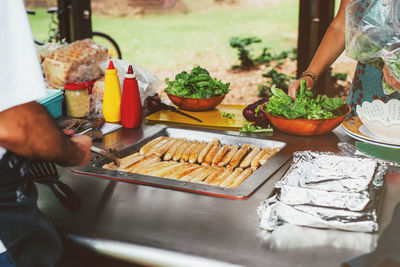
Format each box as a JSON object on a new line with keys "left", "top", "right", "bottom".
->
{"left": 346, "top": 0, "right": 400, "bottom": 94}
{"left": 42, "top": 39, "right": 109, "bottom": 88}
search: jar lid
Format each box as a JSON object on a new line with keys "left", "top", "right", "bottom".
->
{"left": 64, "top": 81, "right": 88, "bottom": 90}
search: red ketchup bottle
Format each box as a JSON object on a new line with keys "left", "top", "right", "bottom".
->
{"left": 120, "top": 65, "right": 142, "bottom": 128}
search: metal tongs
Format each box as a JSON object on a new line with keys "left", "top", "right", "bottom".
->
{"left": 90, "top": 146, "right": 121, "bottom": 167}
{"left": 160, "top": 103, "right": 203, "bottom": 123}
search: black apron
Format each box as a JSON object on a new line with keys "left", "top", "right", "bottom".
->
{"left": 0, "top": 151, "right": 62, "bottom": 267}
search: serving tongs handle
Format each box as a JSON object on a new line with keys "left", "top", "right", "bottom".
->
{"left": 90, "top": 146, "right": 121, "bottom": 167}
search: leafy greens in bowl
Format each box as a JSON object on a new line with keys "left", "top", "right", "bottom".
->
{"left": 165, "top": 66, "right": 230, "bottom": 99}
{"left": 261, "top": 80, "right": 350, "bottom": 136}
{"left": 264, "top": 80, "right": 346, "bottom": 119}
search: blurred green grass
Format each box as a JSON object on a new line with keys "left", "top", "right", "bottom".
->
{"left": 29, "top": 1, "right": 300, "bottom": 69}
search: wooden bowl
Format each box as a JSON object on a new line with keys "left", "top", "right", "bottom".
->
{"left": 166, "top": 93, "right": 226, "bottom": 111}
{"left": 261, "top": 103, "right": 351, "bottom": 136}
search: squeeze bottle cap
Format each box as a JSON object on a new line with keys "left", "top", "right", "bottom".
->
{"left": 125, "top": 65, "right": 136, "bottom": 78}
{"left": 108, "top": 60, "right": 115, "bottom": 69}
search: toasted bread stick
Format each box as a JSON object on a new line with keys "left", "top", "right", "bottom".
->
{"left": 220, "top": 168, "right": 243, "bottom": 187}
{"left": 227, "top": 144, "right": 250, "bottom": 169}
{"left": 128, "top": 155, "right": 160, "bottom": 173}
{"left": 204, "top": 167, "right": 225, "bottom": 184}
{"left": 259, "top": 147, "right": 280, "bottom": 165}
{"left": 139, "top": 136, "right": 166, "bottom": 155}
{"left": 218, "top": 145, "right": 238, "bottom": 167}
{"left": 230, "top": 168, "right": 253, "bottom": 188}
{"left": 180, "top": 166, "right": 211, "bottom": 182}
{"left": 164, "top": 164, "right": 201, "bottom": 179}
{"left": 164, "top": 138, "right": 185, "bottom": 161}
{"left": 148, "top": 162, "right": 183, "bottom": 177}
{"left": 180, "top": 140, "right": 198, "bottom": 163}
{"left": 189, "top": 141, "right": 206, "bottom": 164}
{"left": 251, "top": 147, "right": 271, "bottom": 170}
{"left": 239, "top": 145, "right": 260, "bottom": 168}
{"left": 198, "top": 139, "right": 219, "bottom": 163}
{"left": 103, "top": 152, "right": 143, "bottom": 170}
{"left": 189, "top": 166, "right": 217, "bottom": 183}
{"left": 172, "top": 140, "right": 192, "bottom": 161}
{"left": 212, "top": 144, "right": 230, "bottom": 166}
{"left": 202, "top": 143, "right": 221, "bottom": 166}
{"left": 138, "top": 161, "right": 178, "bottom": 175}
{"left": 210, "top": 167, "right": 234, "bottom": 186}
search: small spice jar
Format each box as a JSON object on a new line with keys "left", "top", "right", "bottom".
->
{"left": 64, "top": 81, "right": 90, "bottom": 118}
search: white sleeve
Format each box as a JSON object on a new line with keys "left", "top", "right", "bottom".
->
{"left": 0, "top": 0, "right": 46, "bottom": 113}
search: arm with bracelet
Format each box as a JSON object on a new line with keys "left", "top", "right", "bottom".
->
{"left": 288, "top": 0, "right": 350, "bottom": 100}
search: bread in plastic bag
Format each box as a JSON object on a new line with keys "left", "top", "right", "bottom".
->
{"left": 42, "top": 39, "right": 109, "bottom": 88}
{"left": 346, "top": 0, "right": 400, "bottom": 94}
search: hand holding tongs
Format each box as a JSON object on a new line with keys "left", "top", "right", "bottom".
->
{"left": 90, "top": 146, "right": 121, "bottom": 167}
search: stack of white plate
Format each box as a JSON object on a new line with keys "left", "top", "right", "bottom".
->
{"left": 355, "top": 99, "right": 400, "bottom": 145}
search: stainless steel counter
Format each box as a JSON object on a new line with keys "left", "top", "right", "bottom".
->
{"left": 36, "top": 125, "right": 400, "bottom": 267}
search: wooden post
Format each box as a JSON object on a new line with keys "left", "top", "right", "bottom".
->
{"left": 57, "top": 0, "right": 92, "bottom": 42}
{"left": 297, "top": 0, "right": 335, "bottom": 95}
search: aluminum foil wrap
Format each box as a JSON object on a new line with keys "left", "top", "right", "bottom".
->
{"left": 258, "top": 151, "right": 387, "bottom": 232}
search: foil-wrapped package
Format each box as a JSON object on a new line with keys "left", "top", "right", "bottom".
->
{"left": 258, "top": 151, "right": 387, "bottom": 232}
{"left": 276, "top": 151, "right": 386, "bottom": 211}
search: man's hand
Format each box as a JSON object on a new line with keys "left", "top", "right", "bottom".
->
{"left": 0, "top": 101, "right": 92, "bottom": 166}
{"left": 383, "top": 65, "right": 400, "bottom": 93}
{"left": 70, "top": 135, "right": 92, "bottom": 166}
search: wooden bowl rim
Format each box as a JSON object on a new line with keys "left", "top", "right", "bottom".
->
{"left": 260, "top": 103, "right": 351, "bottom": 121}
{"left": 166, "top": 92, "right": 228, "bottom": 100}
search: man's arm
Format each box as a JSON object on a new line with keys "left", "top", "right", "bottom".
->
{"left": 0, "top": 101, "right": 91, "bottom": 166}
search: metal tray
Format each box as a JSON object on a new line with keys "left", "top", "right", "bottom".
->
{"left": 73, "top": 126, "right": 304, "bottom": 199}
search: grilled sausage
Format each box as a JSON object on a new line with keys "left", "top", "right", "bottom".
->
{"left": 202, "top": 143, "right": 221, "bottom": 166}
{"left": 154, "top": 138, "right": 176, "bottom": 158}
{"left": 212, "top": 144, "right": 230, "bottom": 166}
{"left": 197, "top": 139, "right": 219, "bottom": 164}
{"left": 230, "top": 168, "right": 253, "bottom": 188}
{"left": 220, "top": 168, "right": 243, "bottom": 187}
{"left": 218, "top": 145, "right": 238, "bottom": 167}
{"left": 259, "top": 147, "right": 280, "bottom": 165}
{"left": 210, "top": 167, "right": 233, "bottom": 186}
{"left": 146, "top": 137, "right": 172, "bottom": 156}
{"left": 180, "top": 140, "right": 198, "bottom": 163}
{"left": 239, "top": 145, "right": 260, "bottom": 168}
{"left": 139, "top": 136, "right": 166, "bottom": 155}
{"left": 250, "top": 147, "right": 271, "bottom": 170}
{"left": 163, "top": 138, "right": 185, "bottom": 161}
{"left": 227, "top": 144, "right": 250, "bottom": 169}
{"left": 172, "top": 140, "right": 192, "bottom": 161}
{"left": 189, "top": 141, "right": 207, "bottom": 164}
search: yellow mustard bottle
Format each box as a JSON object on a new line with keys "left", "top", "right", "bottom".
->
{"left": 103, "top": 60, "right": 121, "bottom": 122}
